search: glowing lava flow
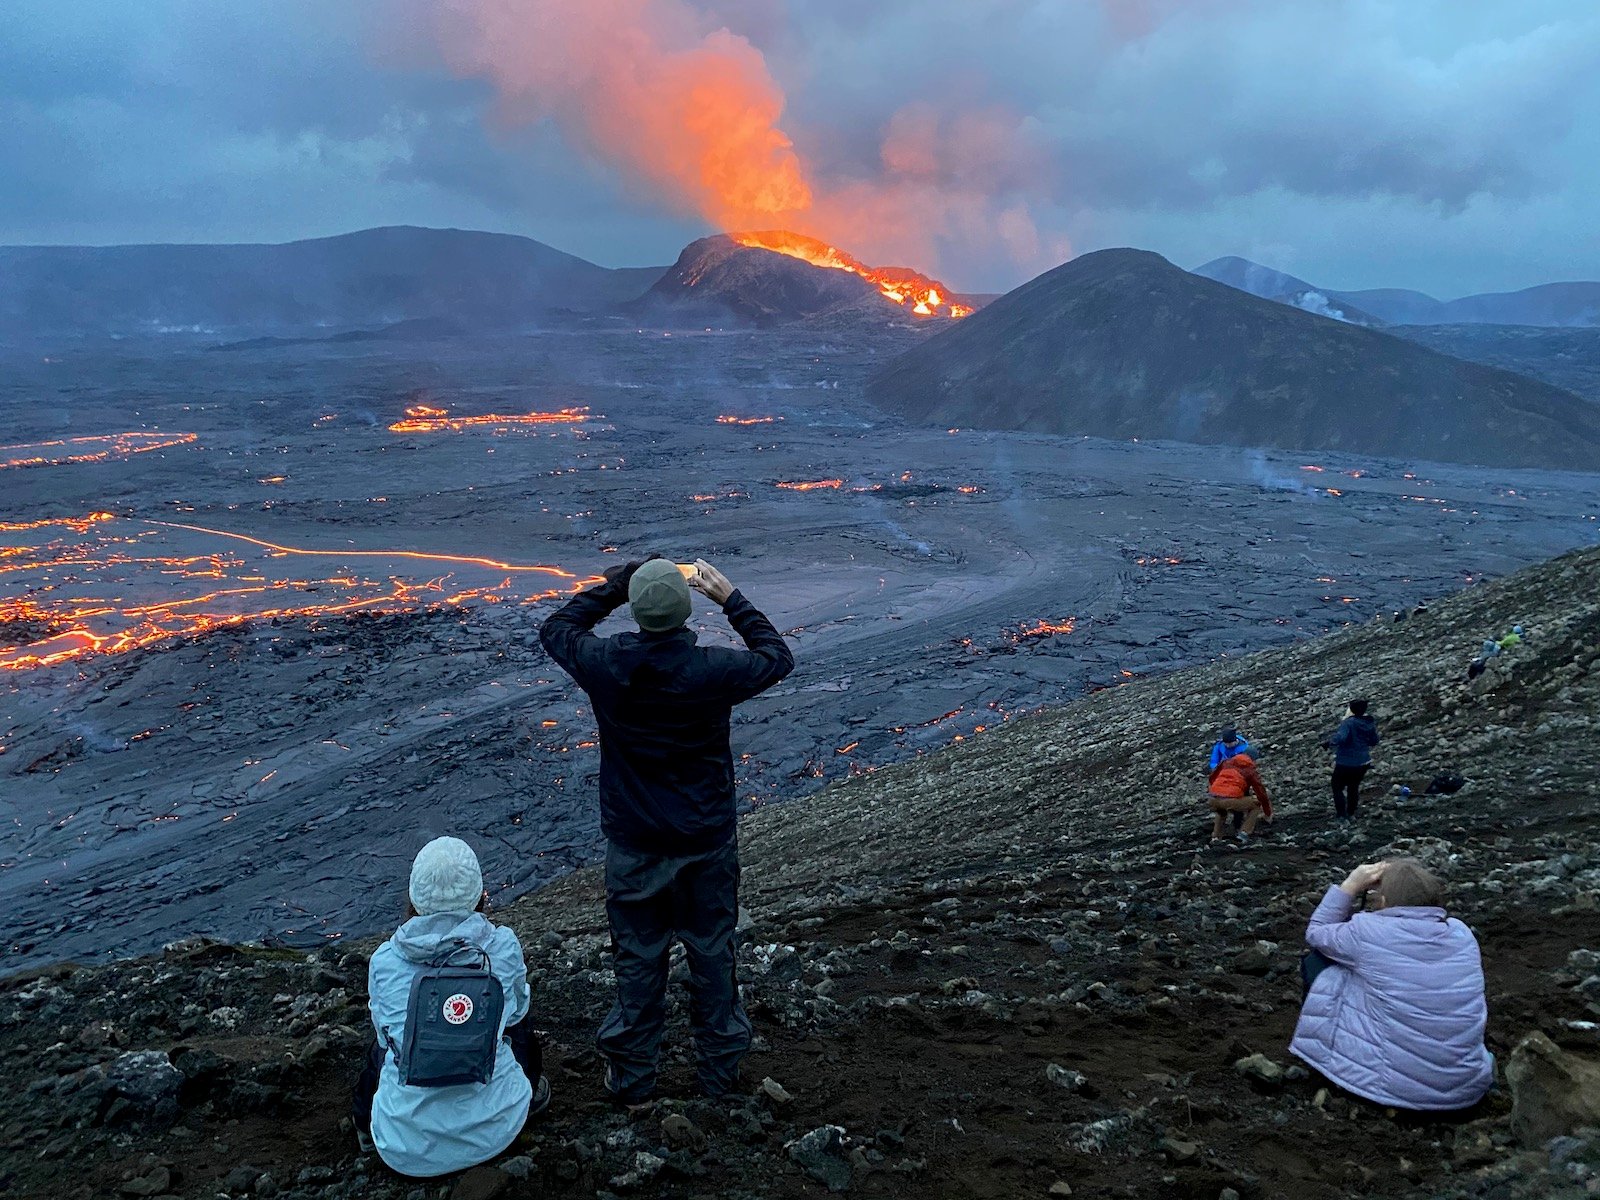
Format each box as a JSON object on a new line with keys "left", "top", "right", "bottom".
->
{"left": 730, "top": 231, "right": 970, "bottom": 318}
{"left": 775, "top": 479, "right": 844, "bottom": 491}
{"left": 1, "top": 432, "right": 197, "bottom": 470}
{"left": 0, "top": 514, "right": 598, "bottom": 671}
{"left": 716, "top": 415, "right": 780, "bottom": 426}
{"left": 1013, "top": 618, "right": 1077, "bottom": 642}
{"left": 388, "top": 404, "right": 592, "bottom": 433}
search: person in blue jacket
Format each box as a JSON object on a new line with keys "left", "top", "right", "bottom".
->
{"left": 353, "top": 837, "right": 549, "bottom": 1177}
{"left": 1208, "top": 726, "right": 1250, "bottom": 771}
{"left": 1323, "top": 699, "right": 1381, "bottom": 821}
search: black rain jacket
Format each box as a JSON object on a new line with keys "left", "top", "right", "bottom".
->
{"left": 539, "top": 576, "right": 795, "bottom": 854}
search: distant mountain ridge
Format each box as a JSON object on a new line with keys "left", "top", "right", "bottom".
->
{"left": 868, "top": 247, "right": 1600, "bottom": 470}
{"left": 1195, "top": 255, "right": 1600, "bottom": 327}
{"left": 0, "top": 226, "right": 667, "bottom": 338}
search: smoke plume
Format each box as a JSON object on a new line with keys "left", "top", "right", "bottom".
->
{"left": 429, "top": 0, "right": 1064, "bottom": 278}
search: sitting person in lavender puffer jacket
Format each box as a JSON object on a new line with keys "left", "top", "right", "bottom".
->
{"left": 1289, "top": 859, "right": 1494, "bottom": 1112}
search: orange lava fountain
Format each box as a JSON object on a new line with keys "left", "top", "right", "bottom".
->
{"left": 388, "top": 405, "right": 592, "bottom": 433}
{"left": 731, "top": 231, "right": 970, "bottom": 318}
{"left": 0, "top": 514, "right": 598, "bottom": 671}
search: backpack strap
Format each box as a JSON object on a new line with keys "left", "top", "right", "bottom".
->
{"left": 427, "top": 938, "right": 491, "bottom": 971}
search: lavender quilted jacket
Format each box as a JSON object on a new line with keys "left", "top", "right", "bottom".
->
{"left": 1289, "top": 886, "right": 1494, "bottom": 1111}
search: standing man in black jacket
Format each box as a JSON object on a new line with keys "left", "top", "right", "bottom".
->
{"left": 539, "top": 557, "right": 794, "bottom": 1104}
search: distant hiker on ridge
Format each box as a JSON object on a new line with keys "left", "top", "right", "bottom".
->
{"left": 354, "top": 837, "right": 549, "bottom": 1177}
{"left": 1206, "top": 749, "right": 1273, "bottom": 846}
{"left": 1323, "top": 698, "right": 1380, "bottom": 822}
{"left": 1289, "top": 859, "right": 1493, "bottom": 1113}
{"left": 540, "top": 556, "right": 794, "bottom": 1105}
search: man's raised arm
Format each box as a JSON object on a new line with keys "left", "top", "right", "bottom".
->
{"left": 690, "top": 559, "right": 795, "bottom": 704}
{"left": 539, "top": 563, "right": 635, "bottom": 686}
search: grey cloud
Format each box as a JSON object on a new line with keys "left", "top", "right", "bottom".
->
{"left": 0, "top": 0, "right": 1597, "bottom": 296}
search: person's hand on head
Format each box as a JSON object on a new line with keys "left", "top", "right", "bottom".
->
{"left": 1339, "top": 862, "right": 1385, "bottom": 898}
{"left": 689, "top": 559, "right": 735, "bottom": 605}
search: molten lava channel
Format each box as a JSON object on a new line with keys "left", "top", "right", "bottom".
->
{"left": 730, "top": 231, "right": 972, "bottom": 319}
{"left": 1, "top": 432, "right": 198, "bottom": 470}
{"left": 0, "top": 514, "right": 597, "bottom": 671}
{"left": 387, "top": 405, "right": 592, "bottom": 434}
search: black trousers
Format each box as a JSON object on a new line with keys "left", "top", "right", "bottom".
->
{"left": 1300, "top": 948, "right": 1335, "bottom": 998}
{"left": 1331, "top": 764, "right": 1370, "bottom": 819}
{"left": 352, "top": 1019, "right": 542, "bottom": 1132}
{"left": 598, "top": 837, "right": 751, "bottom": 1102}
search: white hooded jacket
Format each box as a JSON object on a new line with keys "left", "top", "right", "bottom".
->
{"left": 367, "top": 912, "right": 532, "bottom": 1177}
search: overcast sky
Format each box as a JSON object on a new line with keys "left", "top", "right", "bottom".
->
{"left": 2, "top": 0, "right": 1596, "bottom": 296}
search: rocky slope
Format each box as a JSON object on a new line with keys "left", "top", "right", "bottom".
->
{"left": 1390, "top": 324, "right": 1600, "bottom": 404}
{"left": 868, "top": 248, "right": 1600, "bottom": 470}
{"left": 5, "top": 547, "right": 1600, "bottom": 1200}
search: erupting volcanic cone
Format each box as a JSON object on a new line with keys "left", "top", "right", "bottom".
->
{"left": 636, "top": 233, "right": 974, "bottom": 327}
{"left": 729, "top": 231, "right": 971, "bottom": 319}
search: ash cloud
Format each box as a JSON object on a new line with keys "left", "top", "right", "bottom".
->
{"left": 1, "top": 1, "right": 1598, "bottom": 295}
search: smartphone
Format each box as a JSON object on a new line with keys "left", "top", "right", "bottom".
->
{"left": 676, "top": 563, "right": 698, "bottom": 579}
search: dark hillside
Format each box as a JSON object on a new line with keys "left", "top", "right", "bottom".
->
{"left": 0, "top": 226, "right": 662, "bottom": 337}
{"left": 5, "top": 547, "right": 1599, "bottom": 1199}
{"left": 868, "top": 248, "right": 1600, "bottom": 470}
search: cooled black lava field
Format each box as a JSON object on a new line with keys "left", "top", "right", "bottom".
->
{"left": 4, "top": 326, "right": 1599, "bottom": 971}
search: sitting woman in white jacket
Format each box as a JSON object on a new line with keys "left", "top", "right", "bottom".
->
{"left": 352, "top": 837, "right": 550, "bottom": 1177}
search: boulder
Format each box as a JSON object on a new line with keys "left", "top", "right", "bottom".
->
{"left": 1234, "top": 1053, "right": 1286, "bottom": 1091}
{"left": 788, "top": 1125, "right": 853, "bottom": 1192}
{"left": 104, "top": 1051, "right": 183, "bottom": 1123}
{"left": 1506, "top": 1032, "right": 1600, "bottom": 1146}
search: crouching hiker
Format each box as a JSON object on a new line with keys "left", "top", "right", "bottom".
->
{"left": 540, "top": 557, "right": 794, "bottom": 1105}
{"left": 1290, "top": 860, "right": 1493, "bottom": 1113}
{"left": 353, "top": 837, "right": 549, "bottom": 1177}
{"left": 1206, "top": 751, "right": 1273, "bottom": 845}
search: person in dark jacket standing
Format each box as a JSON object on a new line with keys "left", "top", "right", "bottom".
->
{"left": 1324, "top": 698, "right": 1380, "bottom": 821}
{"left": 539, "top": 556, "right": 794, "bottom": 1104}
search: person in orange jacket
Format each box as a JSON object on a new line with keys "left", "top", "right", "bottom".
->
{"left": 1207, "top": 752, "right": 1274, "bottom": 845}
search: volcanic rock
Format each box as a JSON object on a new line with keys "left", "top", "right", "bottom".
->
{"left": 450, "top": 1165, "right": 510, "bottom": 1200}
{"left": 104, "top": 1050, "right": 183, "bottom": 1123}
{"left": 867, "top": 247, "right": 1600, "bottom": 469}
{"left": 635, "top": 235, "right": 878, "bottom": 326}
{"left": 1233, "top": 1054, "right": 1286, "bottom": 1091}
{"left": 1506, "top": 1032, "right": 1600, "bottom": 1146}
{"left": 788, "top": 1125, "right": 853, "bottom": 1191}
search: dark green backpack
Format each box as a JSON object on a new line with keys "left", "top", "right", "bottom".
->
{"left": 389, "top": 941, "right": 504, "bottom": 1088}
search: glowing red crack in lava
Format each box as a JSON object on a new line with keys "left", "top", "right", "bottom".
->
{"left": 388, "top": 404, "right": 592, "bottom": 433}
{"left": 1, "top": 432, "right": 197, "bottom": 470}
{"left": 0, "top": 514, "right": 599, "bottom": 671}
